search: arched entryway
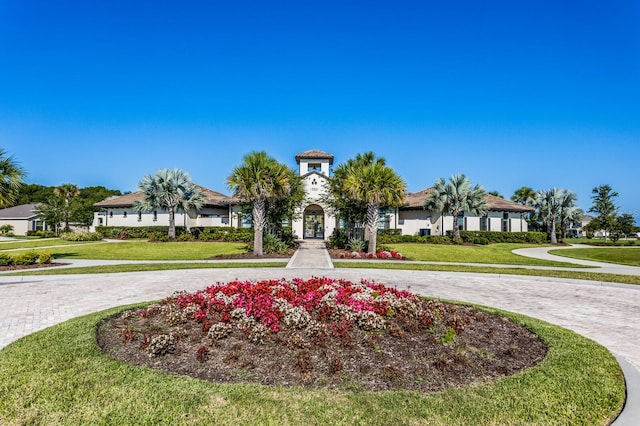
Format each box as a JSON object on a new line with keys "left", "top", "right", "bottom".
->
{"left": 303, "top": 205, "right": 324, "bottom": 239}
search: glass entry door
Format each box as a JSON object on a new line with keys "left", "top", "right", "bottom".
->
{"left": 303, "top": 209, "right": 324, "bottom": 239}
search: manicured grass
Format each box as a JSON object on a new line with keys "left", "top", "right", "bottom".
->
{"left": 385, "top": 243, "right": 590, "bottom": 267}
{"left": 334, "top": 262, "right": 640, "bottom": 285}
{"left": 550, "top": 247, "right": 640, "bottom": 267}
{"left": 566, "top": 238, "right": 640, "bottom": 246}
{"left": 3, "top": 262, "right": 288, "bottom": 275}
{"left": 0, "top": 304, "right": 623, "bottom": 425}
{"left": 12, "top": 241, "right": 250, "bottom": 260}
{"left": 0, "top": 238, "right": 94, "bottom": 250}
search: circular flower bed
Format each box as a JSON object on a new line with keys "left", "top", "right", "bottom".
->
{"left": 98, "top": 277, "right": 547, "bottom": 392}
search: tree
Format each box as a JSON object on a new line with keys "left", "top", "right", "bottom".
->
{"left": 54, "top": 183, "right": 80, "bottom": 231}
{"left": 487, "top": 190, "right": 503, "bottom": 198}
{"left": 588, "top": 184, "right": 618, "bottom": 241}
{"left": 227, "top": 151, "right": 294, "bottom": 256}
{"left": 615, "top": 213, "right": 636, "bottom": 238}
{"left": 0, "top": 149, "right": 26, "bottom": 208}
{"left": 425, "top": 174, "right": 488, "bottom": 240}
{"left": 531, "top": 188, "right": 577, "bottom": 244}
{"left": 340, "top": 153, "right": 406, "bottom": 253}
{"left": 558, "top": 190, "right": 579, "bottom": 241}
{"left": 264, "top": 166, "right": 304, "bottom": 239}
{"left": 135, "top": 169, "right": 206, "bottom": 240}
{"left": 511, "top": 186, "right": 536, "bottom": 205}
{"left": 34, "top": 196, "right": 65, "bottom": 234}
{"left": 325, "top": 152, "right": 375, "bottom": 239}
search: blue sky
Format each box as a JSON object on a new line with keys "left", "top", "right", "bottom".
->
{"left": 1, "top": 1, "right": 639, "bottom": 220}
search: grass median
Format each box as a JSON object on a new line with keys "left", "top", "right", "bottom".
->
{"left": 0, "top": 303, "right": 624, "bottom": 425}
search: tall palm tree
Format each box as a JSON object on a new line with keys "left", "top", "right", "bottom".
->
{"left": 54, "top": 183, "right": 80, "bottom": 231}
{"left": 135, "top": 169, "right": 205, "bottom": 240}
{"left": 341, "top": 153, "right": 406, "bottom": 253}
{"left": 227, "top": 151, "right": 293, "bottom": 256}
{"left": 425, "top": 174, "right": 488, "bottom": 239}
{"left": 0, "top": 149, "right": 26, "bottom": 208}
{"left": 326, "top": 152, "right": 377, "bottom": 238}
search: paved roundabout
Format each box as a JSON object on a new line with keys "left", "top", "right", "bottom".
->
{"left": 0, "top": 245, "right": 639, "bottom": 423}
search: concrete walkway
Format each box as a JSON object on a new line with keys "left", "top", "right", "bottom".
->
{"left": 286, "top": 240, "right": 334, "bottom": 269}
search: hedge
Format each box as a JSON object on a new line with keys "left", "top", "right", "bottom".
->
{"left": 377, "top": 231, "right": 548, "bottom": 245}
{"left": 95, "top": 226, "right": 254, "bottom": 243}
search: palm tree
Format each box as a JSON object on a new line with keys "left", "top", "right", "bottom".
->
{"left": 557, "top": 189, "right": 578, "bottom": 241}
{"left": 227, "top": 151, "right": 293, "bottom": 256}
{"left": 425, "top": 174, "right": 488, "bottom": 240}
{"left": 341, "top": 153, "right": 406, "bottom": 253}
{"left": 532, "top": 188, "right": 565, "bottom": 244}
{"left": 135, "top": 169, "right": 205, "bottom": 240}
{"left": 511, "top": 186, "right": 536, "bottom": 205}
{"left": 325, "top": 152, "right": 377, "bottom": 238}
{"left": 54, "top": 183, "right": 80, "bottom": 231}
{"left": 0, "top": 149, "right": 26, "bottom": 208}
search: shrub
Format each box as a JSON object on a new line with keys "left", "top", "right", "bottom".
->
{"left": 347, "top": 237, "right": 366, "bottom": 252}
{"left": 148, "top": 232, "right": 169, "bottom": 242}
{"left": 26, "top": 230, "right": 57, "bottom": 238}
{"left": 95, "top": 226, "right": 187, "bottom": 240}
{"left": 0, "top": 224, "right": 13, "bottom": 235}
{"left": 194, "top": 227, "right": 253, "bottom": 242}
{"left": 38, "top": 251, "right": 54, "bottom": 264}
{"left": 263, "top": 234, "right": 290, "bottom": 254}
{"left": 12, "top": 250, "right": 40, "bottom": 266}
{"left": 59, "top": 231, "right": 103, "bottom": 242}
{"left": 176, "top": 233, "right": 195, "bottom": 242}
{"left": 0, "top": 253, "right": 13, "bottom": 266}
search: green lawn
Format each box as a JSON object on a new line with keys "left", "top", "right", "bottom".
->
{"left": 549, "top": 247, "right": 640, "bottom": 267}
{"left": 334, "top": 262, "right": 640, "bottom": 285}
{"left": 385, "top": 243, "right": 588, "bottom": 267}
{"left": 0, "top": 304, "right": 624, "bottom": 425}
{"left": 0, "top": 238, "right": 94, "bottom": 250}
{"left": 11, "top": 240, "right": 250, "bottom": 260}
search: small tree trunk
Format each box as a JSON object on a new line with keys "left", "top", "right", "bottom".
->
{"left": 253, "top": 199, "right": 266, "bottom": 256}
{"left": 366, "top": 202, "right": 379, "bottom": 253}
{"left": 168, "top": 207, "right": 176, "bottom": 240}
{"left": 549, "top": 217, "right": 557, "bottom": 244}
{"left": 452, "top": 211, "right": 460, "bottom": 239}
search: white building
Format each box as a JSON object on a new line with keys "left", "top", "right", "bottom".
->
{"left": 91, "top": 149, "right": 532, "bottom": 239}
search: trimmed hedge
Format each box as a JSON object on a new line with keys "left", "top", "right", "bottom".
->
{"left": 377, "top": 231, "right": 548, "bottom": 245}
{"left": 452, "top": 231, "right": 548, "bottom": 244}
{"left": 95, "top": 226, "right": 254, "bottom": 243}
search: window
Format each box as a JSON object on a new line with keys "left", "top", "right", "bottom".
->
{"left": 221, "top": 216, "right": 229, "bottom": 225}
{"left": 307, "top": 163, "right": 321, "bottom": 172}
{"left": 109, "top": 211, "right": 113, "bottom": 218}
{"left": 457, "top": 211, "right": 465, "bottom": 230}
{"left": 502, "top": 212, "right": 509, "bottom": 232}
{"left": 480, "top": 215, "right": 488, "bottom": 231}
{"left": 153, "top": 211, "right": 158, "bottom": 221}
{"left": 137, "top": 212, "right": 142, "bottom": 221}
{"left": 123, "top": 211, "right": 127, "bottom": 218}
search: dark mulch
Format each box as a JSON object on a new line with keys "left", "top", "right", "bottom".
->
{"left": 97, "top": 302, "right": 547, "bottom": 393}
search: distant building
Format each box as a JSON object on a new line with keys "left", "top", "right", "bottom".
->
{"left": 0, "top": 203, "right": 48, "bottom": 235}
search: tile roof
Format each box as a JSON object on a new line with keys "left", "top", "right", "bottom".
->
{"left": 401, "top": 189, "right": 533, "bottom": 212}
{"left": 0, "top": 203, "right": 40, "bottom": 219}
{"left": 94, "top": 185, "right": 236, "bottom": 208}
{"left": 295, "top": 149, "right": 334, "bottom": 164}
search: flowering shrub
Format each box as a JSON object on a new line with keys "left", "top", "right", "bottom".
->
{"left": 338, "top": 250, "right": 405, "bottom": 260}
{"left": 124, "top": 277, "right": 466, "bottom": 358}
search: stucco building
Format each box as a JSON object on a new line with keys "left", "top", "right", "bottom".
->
{"left": 91, "top": 149, "right": 532, "bottom": 239}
